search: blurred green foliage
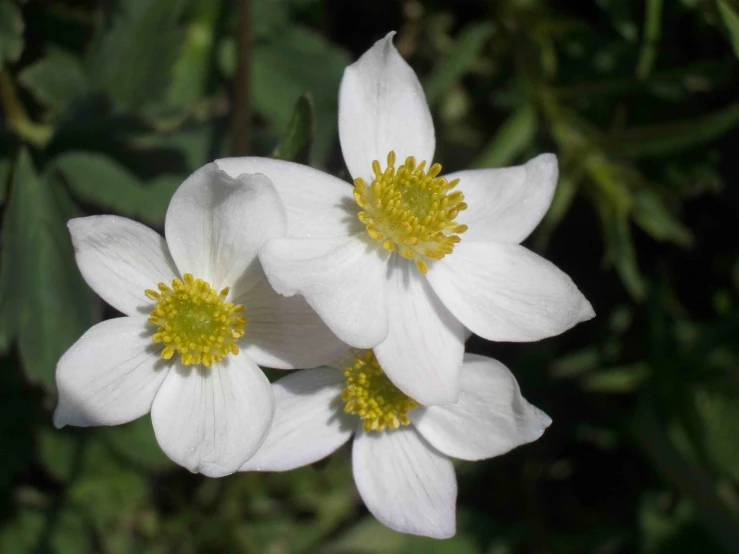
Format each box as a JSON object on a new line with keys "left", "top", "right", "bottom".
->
{"left": 1, "top": 0, "right": 739, "bottom": 552}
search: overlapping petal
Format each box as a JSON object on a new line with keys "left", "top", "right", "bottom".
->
{"left": 241, "top": 368, "right": 353, "bottom": 471}
{"left": 235, "top": 277, "right": 348, "bottom": 370}
{"left": 69, "top": 216, "right": 178, "bottom": 316}
{"left": 373, "top": 259, "right": 465, "bottom": 405}
{"left": 165, "top": 163, "right": 287, "bottom": 291}
{"left": 451, "top": 153, "right": 558, "bottom": 244}
{"left": 54, "top": 317, "right": 168, "bottom": 428}
{"left": 260, "top": 235, "right": 390, "bottom": 348}
{"left": 216, "top": 157, "right": 358, "bottom": 239}
{"left": 427, "top": 242, "right": 595, "bottom": 342}
{"left": 339, "top": 32, "right": 435, "bottom": 182}
{"left": 150, "top": 354, "right": 274, "bottom": 478}
{"left": 411, "top": 354, "right": 551, "bottom": 461}
{"left": 352, "top": 427, "right": 456, "bottom": 539}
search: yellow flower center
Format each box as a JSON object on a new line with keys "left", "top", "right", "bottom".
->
{"left": 341, "top": 350, "right": 419, "bottom": 432}
{"left": 145, "top": 273, "right": 247, "bottom": 367}
{"left": 353, "top": 151, "right": 468, "bottom": 274}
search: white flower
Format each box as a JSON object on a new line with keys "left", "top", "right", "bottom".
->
{"left": 216, "top": 32, "right": 594, "bottom": 406}
{"left": 53, "top": 163, "right": 346, "bottom": 477}
{"left": 240, "top": 349, "right": 551, "bottom": 539}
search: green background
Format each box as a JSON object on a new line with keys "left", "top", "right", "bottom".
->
{"left": 2, "top": 0, "right": 739, "bottom": 552}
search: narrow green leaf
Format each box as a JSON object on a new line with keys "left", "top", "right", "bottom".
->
{"left": 613, "top": 103, "right": 739, "bottom": 158}
{"left": 272, "top": 93, "right": 314, "bottom": 164}
{"left": 167, "top": 2, "right": 220, "bottom": 108}
{"left": 424, "top": 22, "right": 494, "bottom": 107}
{"left": 693, "top": 387, "right": 739, "bottom": 483}
{"left": 581, "top": 363, "right": 650, "bottom": 393}
{"left": 534, "top": 173, "right": 579, "bottom": 250}
{"left": 18, "top": 47, "right": 88, "bottom": 112}
{"left": 251, "top": 25, "right": 350, "bottom": 164}
{"left": 54, "top": 151, "right": 180, "bottom": 225}
{"left": 0, "top": 157, "right": 10, "bottom": 207}
{"left": 600, "top": 206, "right": 647, "bottom": 301}
{"left": 631, "top": 396, "right": 739, "bottom": 554}
{"left": 632, "top": 190, "right": 694, "bottom": 247}
{"left": 0, "top": 149, "right": 99, "bottom": 388}
{"left": 716, "top": 0, "right": 739, "bottom": 58}
{"left": 0, "top": 1, "right": 24, "bottom": 66}
{"left": 635, "top": 0, "right": 663, "bottom": 80}
{"left": 472, "top": 104, "right": 538, "bottom": 168}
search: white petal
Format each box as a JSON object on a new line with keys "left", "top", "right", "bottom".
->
{"left": 216, "top": 157, "right": 359, "bottom": 239}
{"left": 339, "top": 32, "right": 435, "bottom": 182}
{"left": 235, "top": 277, "right": 348, "bottom": 370}
{"left": 259, "top": 235, "right": 389, "bottom": 348}
{"left": 427, "top": 242, "right": 595, "bottom": 342}
{"left": 241, "top": 368, "right": 354, "bottom": 471}
{"left": 412, "top": 354, "right": 551, "bottom": 461}
{"left": 54, "top": 317, "right": 168, "bottom": 428}
{"left": 165, "top": 163, "right": 287, "bottom": 290}
{"left": 452, "top": 153, "right": 558, "bottom": 244}
{"left": 150, "top": 354, "right": 274, "bottom": 477}
{"left": 352, "top": 427, "right": 456, "bottom": 539}
{"left": 373, "top": 259, "right": 465, "bottom": 405}
{"left": 69, "top": 216, "right": 178, "bottom": 317}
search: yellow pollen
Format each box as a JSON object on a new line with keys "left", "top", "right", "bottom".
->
{"left": 341, "top": 350, "right": 419, "bottom": 432}
{"left": 353, "top": 151, "right": 468, "bottom": 274}
{"left": 145, "top": 273, "right": 247, "bottom": 367}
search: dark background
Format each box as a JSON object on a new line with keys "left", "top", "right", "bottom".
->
{"left": 1, "top": 0, "right": 739, "bottom": 552}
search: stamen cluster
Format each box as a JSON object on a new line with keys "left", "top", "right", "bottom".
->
{"left": 145, "top": 274, "right": 247, "bottom": 367}
{"left": 341, "top": 350, "right": 419, "bottom": 432}
{"left": 353, "top": 151, "right": 468, "bottom": 274}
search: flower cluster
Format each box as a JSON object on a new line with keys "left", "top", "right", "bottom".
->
{"left": 55, "top": 32, "right": 593, "bottom": 537}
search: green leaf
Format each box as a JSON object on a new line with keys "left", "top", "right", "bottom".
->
{"left": 716, "top": 0, "right": 739, "bottom": 58}
{"left": 321, "top": 516, "right": 480, "bottom": 554}
{"left": 635, "top": 0, "right": 663, "bottom": 80}
{"left": 18, "top": 47, "right": 88, "bottom": 112}
{"left": 631, "top": 396, "right": 739, "bottom": 554}
{"left": 639, "top": 493, "right": 721, "bottom": 554}
{"left": 581, "top": 363, "right": 650, "bottom": 393}
{"left": 272, "top": 93, "right": 314, "bottom": 164}
{"left": 613, "top": 103, "right": 739, "bottom": 158}
{"left": 86, "top": 0, "right": 186, "bottom": 109}
{"left": 533, "top": 173, "right": 579, "bottom": 250}
{"left": 0, "top": 157, "right": 10, "bottom": 207}
{"left": 424, "top": 22, "right": 494, "bottom": 107}
{"left": 632, "top": 190, "right": 694, "bottom": 247}
{"left": 166, "top": 2, "right": 219, "bottom": 108}
{"left": 693, "top": 386, "right": 739, "bottom": 483}
{"left": 0, "top": 510, "right": 45, "bottom": 554}
{"left": 0, "top": 149, "right": 99, "bottom": 388}
{"left": 54, "top": 151, "right": 180, "bottom": 225}
{"left": 0, "top": 1, "right": 24, "bottom": 66}
{"left": 599, "top": 205, "right": 647, "bottom": 301}
{"left": 472, "top": 104, "right": 538, "bottom": 168}
{"left": 67, "top": 441, "right": 150, "bottom": 548}
{"left": 101, "top": 417, "right": 173, "bottom": 471}
{"left": 251, "top": 25, "right": 350, "bottom": 164}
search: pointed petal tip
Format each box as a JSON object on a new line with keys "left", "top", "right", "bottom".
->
{"left": 533, "top": 406, "right": 553, "bottom": 435}
{"left": 528, "top": 152, "right": 558, "bottom": 181}
{"left": 52, "top": 408, "right": 67, "bottom": 429}
{"left": 579, "top": 298, "right": 596, "bottom": 322}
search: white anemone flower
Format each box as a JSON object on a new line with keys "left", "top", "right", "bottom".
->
{"left": 216, "top": 32, "right": 594, "bottom": 406}
{"left": 54, "top": 163, "right": 346, "bottom": 477}
{"left": 241, "top": 349, "right": 551, "bottom": 539}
